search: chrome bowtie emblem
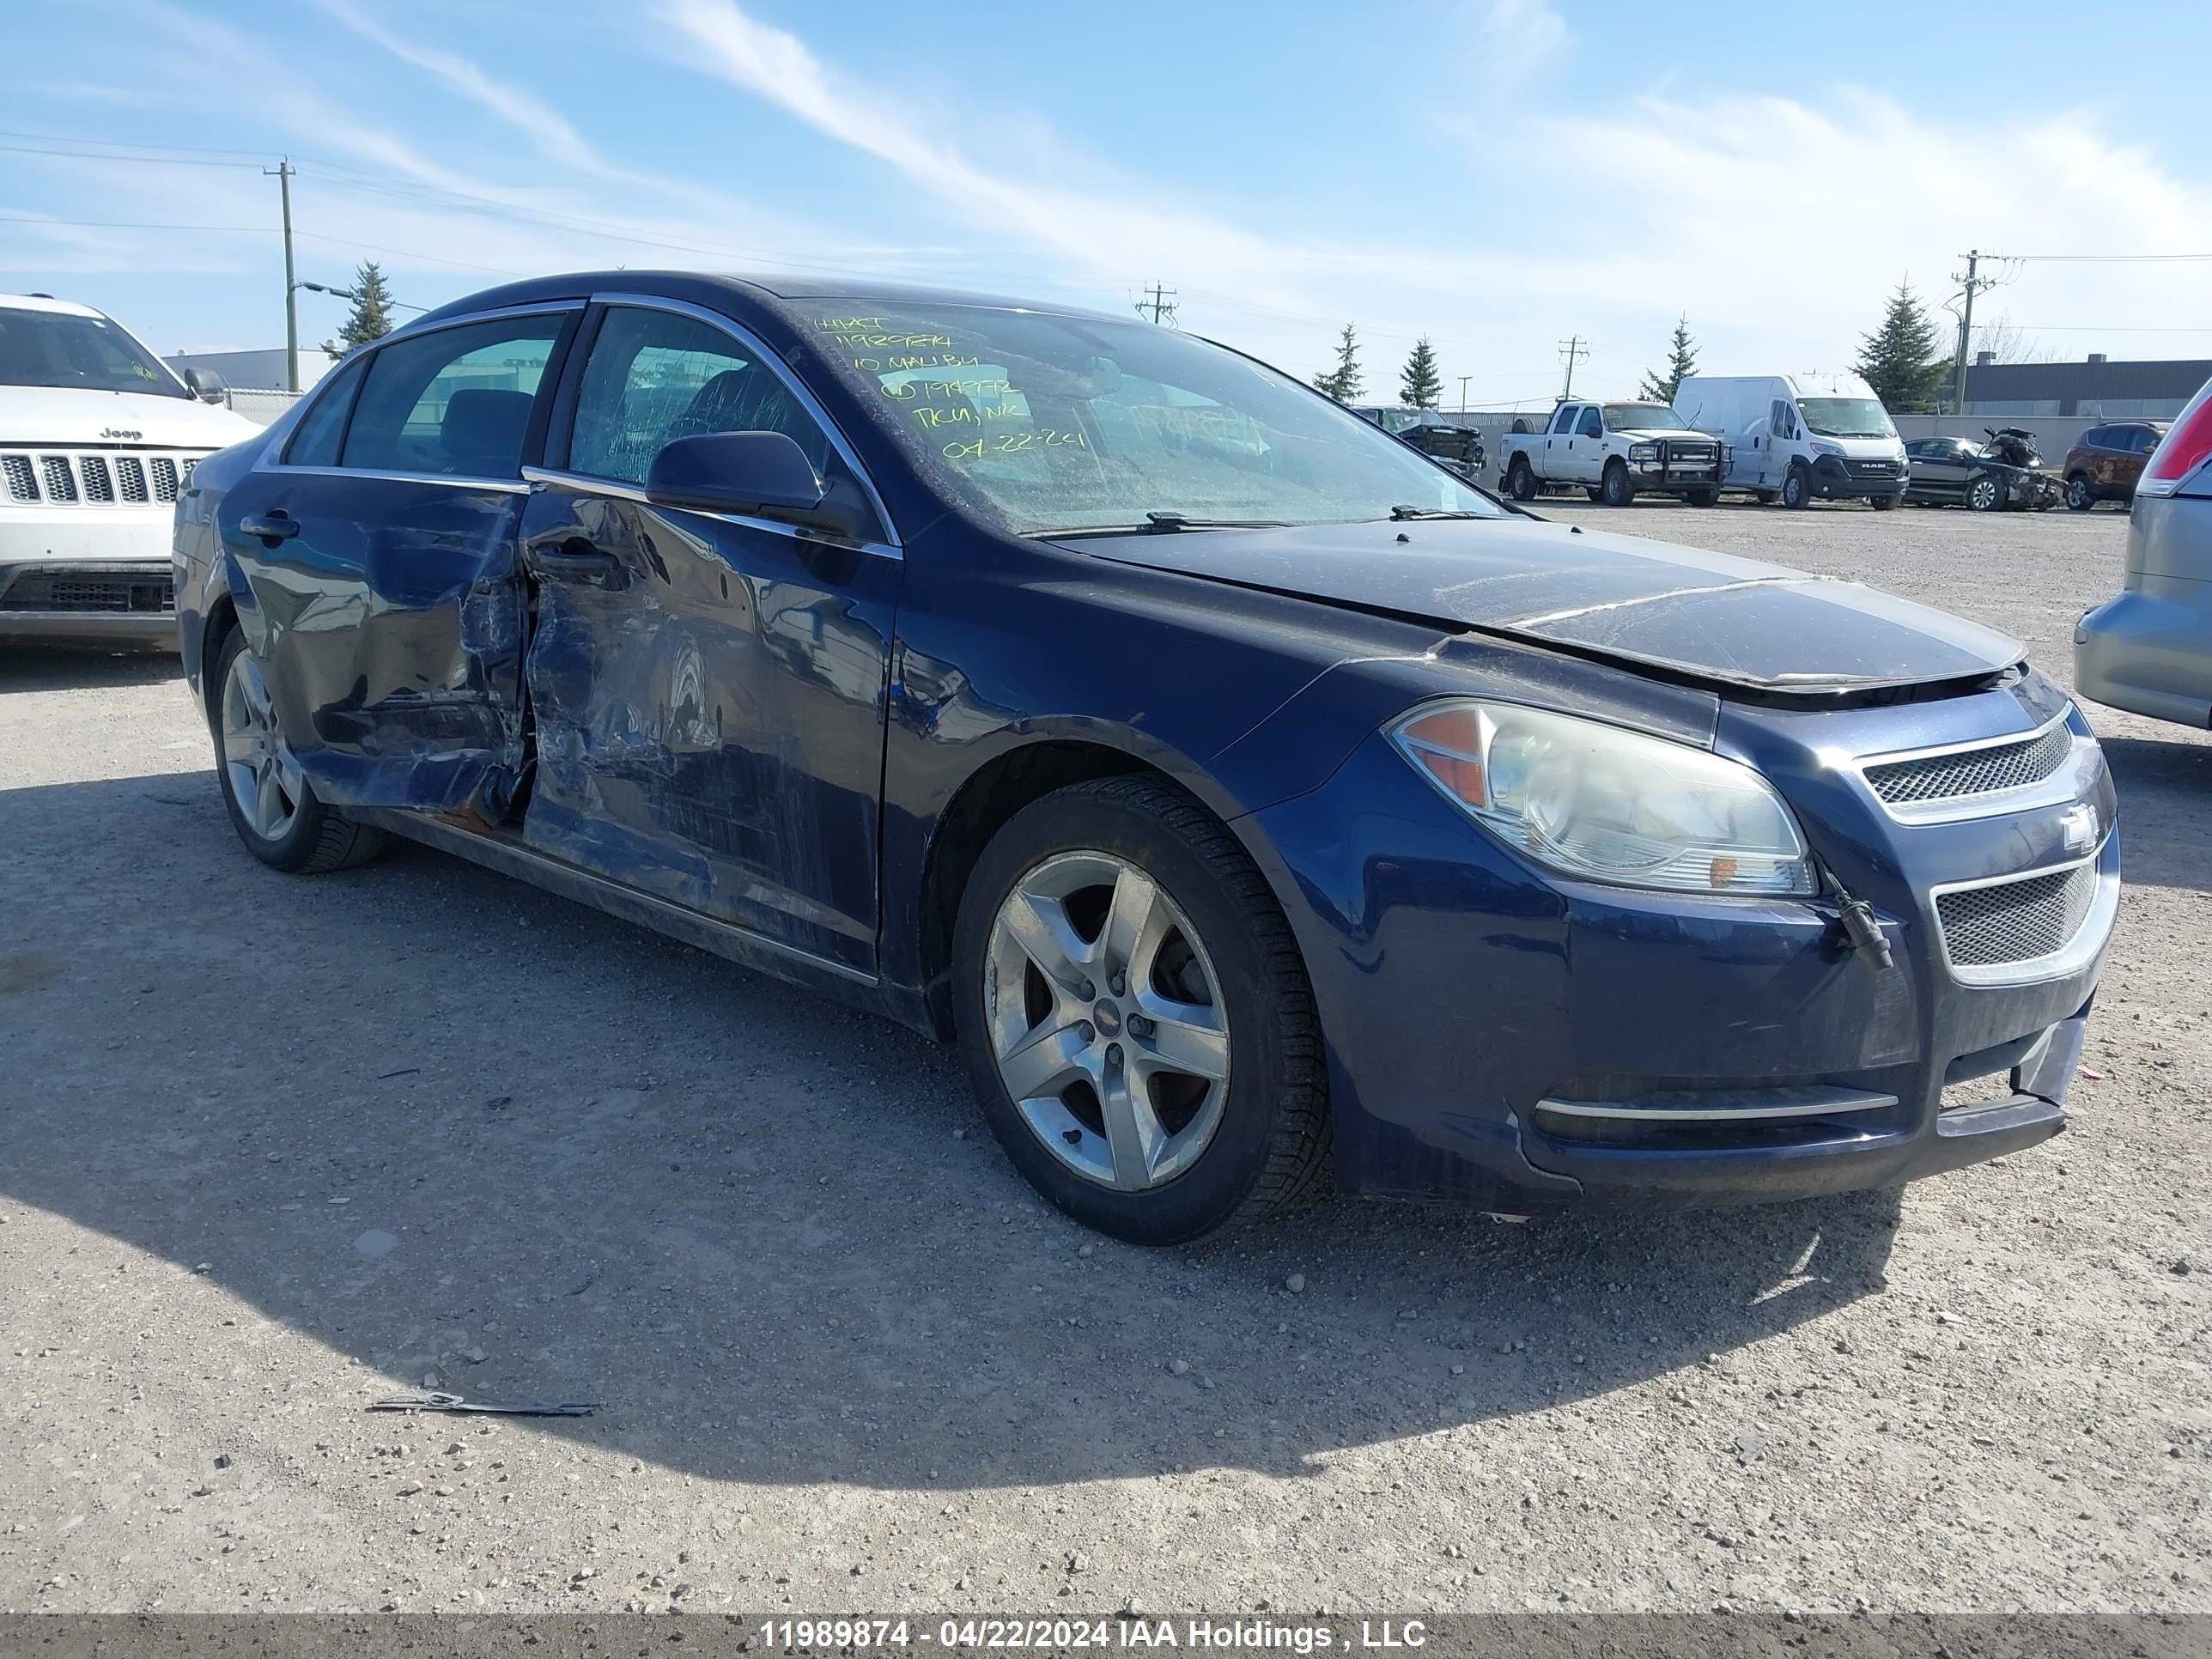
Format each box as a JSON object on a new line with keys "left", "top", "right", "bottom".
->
{"left": 1091, "top": 1001, "right": 1122, "bottom": 1038}
{"left": 2059, "top": 802, "right": 2098, "bottom": 854}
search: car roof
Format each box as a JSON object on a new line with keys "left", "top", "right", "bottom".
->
{"left": 0, "top": 291, "right": 105, "bottom": 319}
{"left": 408, "top": 270, "right": 1133, "bottom": 331}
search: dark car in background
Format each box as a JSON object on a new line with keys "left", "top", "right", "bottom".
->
{"left": 1904, "top": 433, "right": 2061, "bottom": 513}
{"left": 173, "top": 271, "right": 2117, "bottom": 1244}
{"left": 1352, "top": 404, "right": 1485, "bottom": 478}
{"left": 2064, "top": 421, "right": 2170, "bottom": 511}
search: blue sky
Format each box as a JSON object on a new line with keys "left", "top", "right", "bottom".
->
{"left": 6, "top": 0, "right": 2210, "bottom": 404}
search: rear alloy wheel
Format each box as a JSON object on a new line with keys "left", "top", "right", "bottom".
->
{"left": 1966, "top": 472, "right": 2003, "bottom": 512}
{"left": 1781, "top": 465, "right": 1810, "bottom": 509}
{"left": 954, "top": 777, "right": 1328, "bottom": 1244}
{"left": 2065, "top": 474, "right": 2094, "bottom": 512}
{"left": 211, "top": 628, "right": 386, "bottom": 874}
{"left": 1600, "top": 459, "right": 1635, "bottom": 507}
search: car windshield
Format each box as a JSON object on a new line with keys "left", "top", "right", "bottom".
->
{"left": 0, "top": 307, "right": 188, "bottom": 397}
{"left": 1797, "top": 397, "right": 1895, "bottom": 439}
{"left": 793, "top": 303, "right": 1503, "bottom": 533}
{"left": 1601, "top": 403, "right": 1686, "bottom": 430}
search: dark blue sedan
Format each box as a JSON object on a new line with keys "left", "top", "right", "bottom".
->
{"left": 172, "top": 273, "right": 2118, "bottom": 1243}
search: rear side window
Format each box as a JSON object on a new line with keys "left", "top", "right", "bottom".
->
{"left": 340, "top": 315, "right": 564, "bottom": 477}
{"left": 1549, "top": 405, "right": 1577, "bottom": 434}
{"left": 567, "top": 306, "right": 835, "bottom": 485}
{"left": 2082, "top": 427, "right": 2111, "bottom": 449}
{"left": 283, "top": 357, "right": 367, "bottom": 467}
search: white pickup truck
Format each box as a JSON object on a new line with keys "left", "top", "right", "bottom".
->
{"left": 1498, "top": 399, "right": 1728, "bottom": 507}
{"left": 1, "top": 292, "right": 258, "bottom": 645}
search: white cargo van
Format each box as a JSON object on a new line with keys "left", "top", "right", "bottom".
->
{"left": 1672, "top": 371, "right": 1910, "bottom": 510}
{"left": 1, "top": 293, "right": 258, "bottom": 644}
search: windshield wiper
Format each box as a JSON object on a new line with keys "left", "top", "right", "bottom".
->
{"left": 1388, "top": 505, "right": 1490, "bottom": 520}
{"left": 1031, "top": 514, "right": 1291, "bottom": 538}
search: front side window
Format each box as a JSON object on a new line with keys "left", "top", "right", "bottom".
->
{"left": 0, "top": 307, "right": 190, "bottom": 398}
{"left": 793, "top": 302, "right": 1501, "bottom": 534}
{"left": 1796, "top": 398, "right": 1896, "bottom": 440}
{"left": 1575, "top": 407, "right": 1602, "bottom": 438}
{"left": 283, "top": 357, "right": 368, "bottom": 467}
{"left": 568, "top": 307, "right": 833, "bottom": 485}
{"left": 1770, "top": 400, "right": 1794, "bottom": 440}
{"left": 340, "top": 315, "right": 564, "bottom": 477}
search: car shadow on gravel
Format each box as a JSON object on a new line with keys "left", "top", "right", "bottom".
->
{"left": 2098, "top": 734, "right": 2212, "bottom": 894}
{"left": 0, "top": 643, "right": 181, "bottom": 693}
{"left": 3, "top": 770, "right": 1907, "bottom": 1493}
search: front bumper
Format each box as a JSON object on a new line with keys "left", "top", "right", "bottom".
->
{"left": 1811, "top": 455, "right": 1906, "bottom": 501}
{"left": 0, "top": 557, "right": 177, "bottom": 645}
{"left": 1243, "top": 689, "right": 2116, "bottom": 1211}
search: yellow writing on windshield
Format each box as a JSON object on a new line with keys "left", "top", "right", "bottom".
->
{"left": 941, "top": 429, "right": 1089, "bottom": 459}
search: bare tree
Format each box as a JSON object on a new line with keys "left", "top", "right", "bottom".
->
{"left": 1971, "top": 313, "right": 2057, "bottom": 366}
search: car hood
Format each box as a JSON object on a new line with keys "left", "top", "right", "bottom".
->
{"left": 1611, "top": 425, "right": 1713, "bottom": 442}
{"left": 1067, "top": 517, "right": 2024, "bottom": 694}
{"left": 0, "top": 384, "right": 261, "bottom": 448}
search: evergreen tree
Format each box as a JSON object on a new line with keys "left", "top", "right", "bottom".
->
{"left": 1399, "top": 336, "right": 1442, "bottom": 409}
{"left": 1855, "top": 281, "right": 1948, "bottom": 413}
{"left": 320, "top": 261, "right": 397, "bottom": 356}
{"left": 1638, "top": 315, "right": 1698, "bottom": 404}
{"left": 1312, "top": 324, "right": 1364, "bottom": 403}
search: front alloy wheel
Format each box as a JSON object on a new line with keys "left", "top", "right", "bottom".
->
{"left": 986, "top": 852, "right": 1230, "bottom": 1192}
{"left": 953, "top": 776, "right": 1329, "bottom": 1243}
{"left": 1967, "top": 474, "right": 2003, "bottom": 512}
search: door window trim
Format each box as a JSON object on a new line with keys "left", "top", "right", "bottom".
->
{"left": 536, "top": 291, "right": 900, "bottom": 554}
{"left": 252, "top": 300, "right": 586, "bottom": 492}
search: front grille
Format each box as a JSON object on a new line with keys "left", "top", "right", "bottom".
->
{"left": 1665, "top": 442, "right": 1717, "bottom": 461}
{"left": 1937, "top": 863, "right": 2100, "bottom": 969}
{"left": 1866, "top": 722, "right": 2074, "bottom": 805}
{"left": 1848, "top": 459, "right": 1900, "bottom": 478}
{"left": 0, "top": 571, "right": 176, "bottom": 615}
{"left": 0, "top": 449, "right": 201, "bottom": 506}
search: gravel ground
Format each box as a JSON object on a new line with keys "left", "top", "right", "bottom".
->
{"left": 3, "top": 499, "right": 2208, "bottom": 1619}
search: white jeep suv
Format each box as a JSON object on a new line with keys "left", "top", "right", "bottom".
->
{"left": 1, "top": 293, "right": 258, "bottom": 646}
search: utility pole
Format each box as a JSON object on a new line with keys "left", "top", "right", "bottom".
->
{"left": 1557, "top": 336, "right": 1589, "bottom": 402}
{"left": 1457, "top": 374, "right": 1472, "bottom": 418}
{"left": 1949, "top": 249, "right": 2002, "bottom": 416}
{"left": 1136, "top": 283, "right": 1177, "bottom": 326}
{"left": 266, "top": 158, "right": 299, "bottom": 392}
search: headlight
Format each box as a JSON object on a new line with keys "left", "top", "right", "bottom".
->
{"left": 1389, "top": 700, "right": 1818, "bottom": 896}
{"left": 1628, "top": 442, "right": 1659, "bottom": 461}
{"left": 1808, "top": 439, "right": 1844, "bottom": 459}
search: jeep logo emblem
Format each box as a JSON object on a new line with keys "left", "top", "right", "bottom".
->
{"left": 101, "top": 428, "right": 143, "bottom": 441}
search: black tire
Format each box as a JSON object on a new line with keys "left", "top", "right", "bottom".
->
{"left": 1869, "top": 495, "right": 1899, "bottom": 511}
{"left": 1753, "top": 489, "right": 1778, "bottom": 505}
{"left": 1780, "top": 465, "right": 1810, "bottom": 509}
{"left": 1600, "top": 459, "right": 1635, "bottom": 507}
{"left": 209, "top": 628, "right": 386, "bottom": 874}
{"left": 1685, "top": 489, "right": 1719, "bottom": 507}
{"left": 951, "top": 776, "right": 1329, "bottom": 1245}
{"left": 1583, "top": 485, "right": 1603, "bottom": 502}
{"left": 1966, "top": 471, "right": 2004, "bottom": 513}
{"left": 2064, "top": 474, "right": 2094, "bottom": 512}
{"left": 1505, "top": 457, "right": 1538, "bottom": 501}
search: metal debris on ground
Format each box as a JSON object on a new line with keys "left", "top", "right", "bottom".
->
{"left": 368, "top": 1391, "right": 598, "bottom": 1417}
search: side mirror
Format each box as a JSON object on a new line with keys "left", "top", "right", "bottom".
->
{"left": 181, "top": 366, "right": 226, "bottom": 404}
{"left": 645, "top": 431, "right": 863, "bottom": 540}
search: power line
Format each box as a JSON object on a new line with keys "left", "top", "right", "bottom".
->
{"left": 0, "top": 214, "right": 528, "bottom": 276}
{"left": 0, "top": 141, "right": 263, "bottom": 168}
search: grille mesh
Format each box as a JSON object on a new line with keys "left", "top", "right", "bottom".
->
{"left": 150, "top": 458, "right": 179, "bottom": 501}
{"left": 1937, "top": 863, "right": 2099, "bottom": 968}
{"left": 0, "top": 572, "right": 176, "bottom": 614}
{"left": 3, "top": 455, "right": 33, "bottom": 501}
{"left": 114, "top": 457, "right": 149, "bottom": 501}
{"left": 40, "top": 455, "right": 78, "bottom": 502}
{"left": 80, "top": 455, "right": 114, "bottom": 502}
{"left": 1867, "top": 723, "right": 2074, "bottom": 805}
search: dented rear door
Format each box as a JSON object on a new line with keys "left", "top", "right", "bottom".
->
{"left": 216, "top": 307, "right": 578, "bottom": 817}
